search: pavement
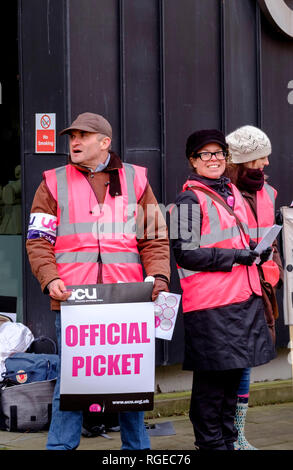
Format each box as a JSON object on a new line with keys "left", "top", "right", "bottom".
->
{"left": 1, "top": 394, "right": 293, "bottom": 452}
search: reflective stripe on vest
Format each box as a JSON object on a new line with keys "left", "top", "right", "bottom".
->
{"left": 199, "top": 195, "right": 250, "bottom": 247}
{"left": 177, "top": 263, "right": 241, "bottom": 280}
{"left": 183, "top": 181, "right": 251, "bottom": 249}
{"left": 245, "top": 183, "right": 276, "bottom": 242}
{"left": 54, "top": 163, "right": 138, "bottom": 237}
{"left": 244, "top": 183, "right": 279, "bottom": 287}
{"left": 177, "top": 181, "right": 262, "bottom": 313}
{"left": 44, "top": 163, "right": 147, "bottom": 285}
{"left": 55, "top": 251, "right": 140, "bottom": 265}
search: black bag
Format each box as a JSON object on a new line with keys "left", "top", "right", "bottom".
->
{"left": 0, "top": 335, "right": 58, "bottom": 432}
{"left": 26, "top": 335, "right": 58, "bottom": 354}
{"left": 0, "top": 379, "right": 56, "bottom": 432}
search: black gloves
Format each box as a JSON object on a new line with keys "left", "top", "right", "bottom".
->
{"left": 234, "top": 249, "right": 259, "bottom": 266}
{"left": 234, "top": 247, "right": 273, "bottom": 267}
{"left": 275, "top": 209, "right": 283, "bottom": 226}
{"left": 259, "top": 246, "right": 273, "bottom": 265}
{"left": 249, "top": 239, "right": 258, "bottom": 250}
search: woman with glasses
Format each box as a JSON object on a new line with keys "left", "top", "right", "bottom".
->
{"left": 171, "top": 129, "right": 275, "bottom": 450}
{"left": 225, "top": 125, "right": 283, "bottom": 450}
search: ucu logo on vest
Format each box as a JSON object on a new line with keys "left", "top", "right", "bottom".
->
{"left": 68, "top": 287, "right": 103, "bottom": 302}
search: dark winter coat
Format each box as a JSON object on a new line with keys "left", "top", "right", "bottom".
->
{"left": 172, "top": 173, "right": 275, "bottom": 371}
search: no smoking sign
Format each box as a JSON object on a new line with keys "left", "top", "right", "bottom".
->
{"left": 35, "top": 113, "right": 56, "bottom": 153}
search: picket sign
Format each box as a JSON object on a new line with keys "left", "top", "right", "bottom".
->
{"left": 60, "top": 282, "right": 155, "bottom": 413}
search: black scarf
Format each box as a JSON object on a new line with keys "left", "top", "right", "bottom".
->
{"left": 188, "top": 173, "right": 233, "bottom": 203}
{"left": 237, "top": 168, "right": 264, "bottom": 192}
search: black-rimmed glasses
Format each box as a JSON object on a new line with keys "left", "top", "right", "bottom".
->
{"left": 194, "top": 150, "right": 227, "bottom": 161}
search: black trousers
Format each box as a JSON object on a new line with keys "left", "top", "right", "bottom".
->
{"left": 189, "top": 368, "right": 243, "bottom": 450}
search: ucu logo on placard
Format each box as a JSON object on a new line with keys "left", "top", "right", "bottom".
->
{"left": 69, "top": 287, "right": 99, "bottom": 301}
{"left": 89, "top": 403, "right": 102, "bottom": 413}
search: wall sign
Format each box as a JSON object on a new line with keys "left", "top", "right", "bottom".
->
{"left": 35, "top": 113, "right": 56, "bottom": 153}
{"left": 258, "top": 0, "right": 293, "bottom": 38}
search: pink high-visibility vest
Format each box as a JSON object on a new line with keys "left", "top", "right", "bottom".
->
{"left": 44, "top": 163, "right": 148, "bottom": 285}
{"left": 177, "top": 180, "right": 262, "bottom": 313}
{"left": 244, "top": 183, "right": 279, "bottom": 287}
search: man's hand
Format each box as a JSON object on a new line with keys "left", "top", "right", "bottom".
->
{"left": 152, "top": 278, "right": 169, "bottom": 301}
{"left": 47, "top": 279, "right": 71, "bottom": 301}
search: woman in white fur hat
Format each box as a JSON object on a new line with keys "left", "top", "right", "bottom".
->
{"left": 226, "top": 125, "right": 283, "bottom": 450}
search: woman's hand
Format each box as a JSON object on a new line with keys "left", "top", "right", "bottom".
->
{"left": 259, "top": 246, "right": 273, "bottom": 265}
{"left": 234, "top": 249, "right": 259, "bottom": 266}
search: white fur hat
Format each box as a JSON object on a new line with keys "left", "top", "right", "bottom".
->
{"left": 226, "top": 125, "right": 272, "bottom": 164}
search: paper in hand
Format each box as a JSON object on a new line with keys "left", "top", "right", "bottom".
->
{"left": 154, "top": 292, "right": 181, "bottom": 341}
{"left": 255, "top": 224, "right": 282, "bottom": 264}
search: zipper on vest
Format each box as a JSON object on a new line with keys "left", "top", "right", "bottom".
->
{"left": 97, "top": 252, "right": 103, "bottom": 284}
{"left": 83, "top": 171, "right": 103, "bottom": 283}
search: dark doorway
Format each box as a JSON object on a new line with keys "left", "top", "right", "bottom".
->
{"left": 0, "top": 1, "right": 22, "bottom": 320}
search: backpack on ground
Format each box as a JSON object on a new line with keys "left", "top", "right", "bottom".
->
{"left": 0, "top": 336, "right": 58, "bottom": 432}
{"left": 0, "top": 379, "right": 56, "bottom": 432}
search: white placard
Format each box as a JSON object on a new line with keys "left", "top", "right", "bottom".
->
{"left": 60, "top": 297, "right": 155, "bottom": 412}
{"left": 154, "top": 292, "right": 181, "bottom": 341}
